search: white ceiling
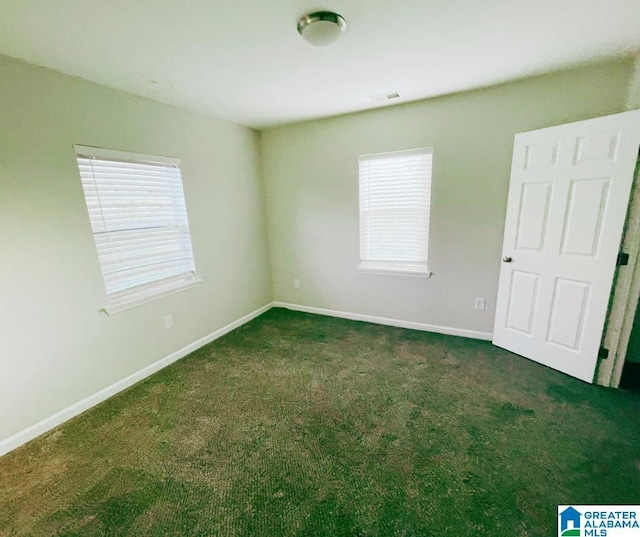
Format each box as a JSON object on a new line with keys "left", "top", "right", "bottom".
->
{"left": 0, "top": 0, "right": 639, "bottom": 129}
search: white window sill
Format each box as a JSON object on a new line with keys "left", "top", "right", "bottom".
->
{"left": 103, "top": 276, "right": 203, "bottom": 315}
{"left": 357, "top": 262, "right": 432, "bottom": 278}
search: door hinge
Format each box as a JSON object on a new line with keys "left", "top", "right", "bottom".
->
{"left": 598, "top": 347, "right": 609, "bottom": 359}
{"left": 617, "top": 252, "right": 629, "bottom": 266}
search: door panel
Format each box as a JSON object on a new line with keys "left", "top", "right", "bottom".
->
{"left": 515, "top": 182, "right": 553, "bottom": 250}
{"left": 546, "top": 278, "right": 590, "bottom": 351}
{"left": 523, "top": 140, "right": 559, "bottom": 170}
{"left": 505, "top": 271, "right": 539, "bottom": 334}
{"left": 559, "top": 178, "right": 609, "bottom": 256}
{"left": 493, "top": 110, "right": 640, "bottom": 383}
{"left": 573, "top": 131, "right": 619, "bottom": 164}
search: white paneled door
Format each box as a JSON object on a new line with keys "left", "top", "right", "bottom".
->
{"left": 493, "top": 110, "right": 640, "bottom": 383}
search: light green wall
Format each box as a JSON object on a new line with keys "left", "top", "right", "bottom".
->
{"left": 262, "top": 59, "right": 634, "bottom": 335}
{"left": 0, "top": 56, "right": 272, "bottom": 441}
{"left": 626, "top": 54, "right": 640, "bottom": 110}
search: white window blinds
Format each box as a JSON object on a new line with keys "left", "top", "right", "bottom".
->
{"left": 75, "top": 146, "right": 196, "bottom": 304}
{"left": 358, "top": 148, "right": 432, "bottom": 273}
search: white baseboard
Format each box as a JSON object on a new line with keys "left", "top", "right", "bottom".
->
{"left": 272, "top": 302, "right": 494, "bottom": 341}
{"left": 0, "top": 302, "right": 273, "bottom": 458}
{"left": 1, "top": 300, "right": 492, "bottom": 458}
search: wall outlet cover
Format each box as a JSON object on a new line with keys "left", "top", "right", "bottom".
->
{"left": 475, "top": 298, "right": 487, "bottom": 311}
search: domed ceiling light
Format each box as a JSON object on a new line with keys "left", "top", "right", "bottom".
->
{"left": 297, "top": 11, "right": 347, "bottom": 47}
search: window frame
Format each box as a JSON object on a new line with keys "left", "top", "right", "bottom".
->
{"left": 74, "top": 145, "right": 201, "bottom": 314}
{"left": 357, "top": 147, "right": 433, "bottom": 278}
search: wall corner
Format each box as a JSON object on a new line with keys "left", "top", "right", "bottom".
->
{"left": 625, "top": 55, "right": 640, "bottom": 111}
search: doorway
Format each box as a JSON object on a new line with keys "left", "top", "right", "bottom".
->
{"left": 620, "top": 300, "right": 640, "bottom": 390}
{"left": 493, "top": 110, "right": 640, "bottom": 383}
{"left": 597, "top": 152, "right": 640, "bottom": 387}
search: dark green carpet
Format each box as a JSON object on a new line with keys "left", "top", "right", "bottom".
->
{"left": 1, "top": 308, "right": 639, "bottom": 536}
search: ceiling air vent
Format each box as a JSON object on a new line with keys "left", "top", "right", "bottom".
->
{"left": 369, "top": 91, "right": 402, "bottom": 103}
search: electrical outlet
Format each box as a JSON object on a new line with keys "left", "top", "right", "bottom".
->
{"left": 475, "top": 298, "right": 486, "bottom": 311}
{"left": 163, "top": 314, "right": 174, "bottom": 329}
{"left": 294, "top": 278, "right": 300, "bottom": 289}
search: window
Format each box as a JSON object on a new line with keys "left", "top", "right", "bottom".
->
{"left": 75, "top": 145, "right": 200, "bottom": 313}
{"left": 358, "top": 147, "right": 433, "bottom": 276}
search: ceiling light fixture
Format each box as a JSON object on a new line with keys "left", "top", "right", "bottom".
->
{"left": 297, "top": 11, "right": 347, "bottom": 47}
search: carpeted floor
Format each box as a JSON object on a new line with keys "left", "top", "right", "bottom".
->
{"left": 1, "top": 308, "right": 639, "bottom": 536}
